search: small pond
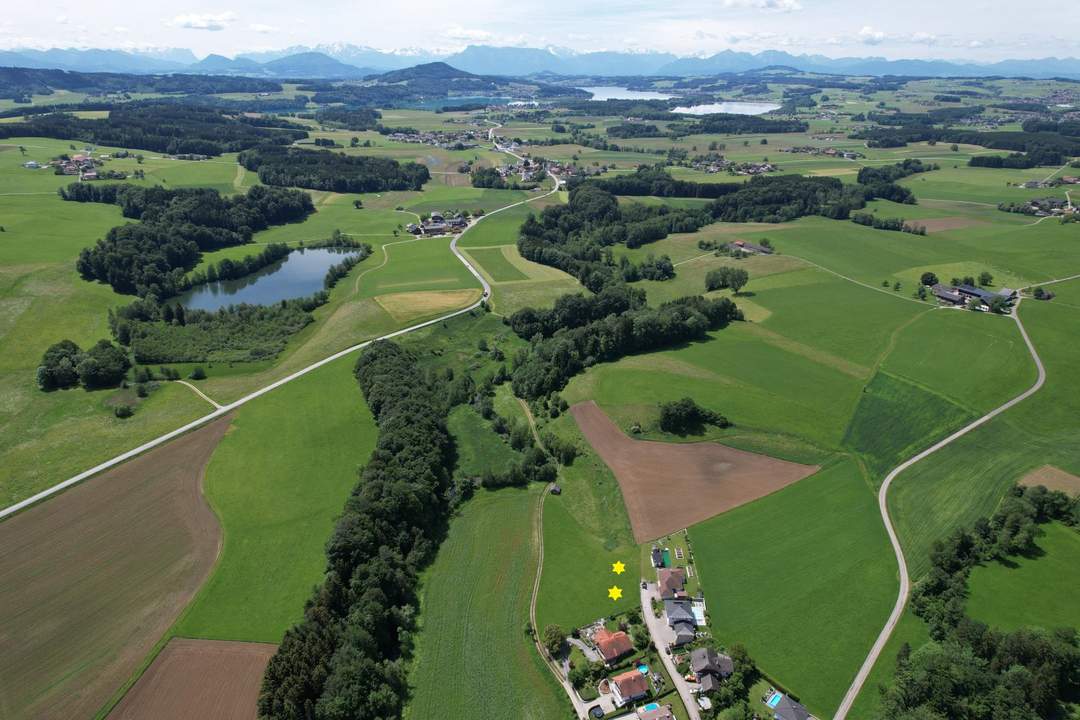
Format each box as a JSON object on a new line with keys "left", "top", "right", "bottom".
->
{"left": 671, "top": 101, "right": 782, "bottom": 116}
{"left": 177, "top": 247, "right": 359, "bottom": 312}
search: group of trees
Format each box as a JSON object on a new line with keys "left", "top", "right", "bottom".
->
{"left": 36, "top": 338, "right": 130, "bottom": 391}
{"left": 516, "top": 184, "right": 711, "bottom": 292}
{"left": 571, "top": 164, "right": 744, "bottom": 199}
{"left": 67, "top": 183, "right": 314, "bottom": 297}
{"left": 910, "top": 484, "right": 1080, "bottom": 638}
{"left": 705, "top": 266, "right": 750, "bottom": 293}
{"left": 658, "top": 397, "right": 731, "bottom": 434}
{"left": 258, "top": 341, "right": 454, "bottom": 720}
{"left": 850, "top": 213, "right": 927, "bottom": 235}
{"left": 607, "top": 123, "right": 663, "bottom": 139}
{"left": 508, "top": 285, "right": 646, "bottom": 340}
{"left": 0, "top": 103, "right": 306, "bottom": 155}
{"left": 855, "top": 126, "right": 1080, "bottom": 167}
{"left": 470, "top": 166, "right": 509, "bottom": 189}
{"left": 510, "top": 295, "right": 742, "bottom": 399}
{"left": 313, "top": 107, "right": 381, "bottom": 131}
{"left": 188, "top": 242, "right": 292, "bottom": 285}
{"left": 881, "top": 488, "right": 1080, "bottom": 720}
{"left": 238, "top": 144, "right": 430, "bottom": 193}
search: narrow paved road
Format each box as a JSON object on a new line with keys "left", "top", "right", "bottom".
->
{"left": 833, "top": 296, "right": 1047, "bottom": 720}
{"left": 0, "top": 139, "right": 565, "bottom": 522}
{"left": 640, "top": 583, "right": 702, "bottom": 720}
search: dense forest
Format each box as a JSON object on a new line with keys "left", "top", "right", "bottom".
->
{"left": 312, "top": 107, "right": 382, "bottom": 131}
{"left": 516, "top": 184, "right": 712, "bottom": 292}
{"left": 571, "top": 164, "right": 743, "bottom": 199}
{"left": 881, "top": 485, "right": 1080, "bottom": 720}
{"left": 238, "top": 144, "right": 430, "bottom": 193}
{"left": 607, "top": 123, "right": 664, "bottom": 138}
{"left": 0, "top": 103, "right": 306, "bottom": 155}
{"left": 258, "top": 341, "right": 454, "bottom": 719}
{"left": 0, "top": 66, "right": 282, "bottom": 102}
{"left": 65, "top": 183, "right": 314, "bottom": 296}
{"left": 854, "top": 125, "right": 1080, "bottom": 165}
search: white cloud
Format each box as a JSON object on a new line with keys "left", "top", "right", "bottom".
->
{"left": 168, "top": 12, "right": 237, "bottom": 32}
{"left": 250, "top": 23, "right": 277, "bottom": 34}
{"left": 56, "top": 15, "right": 69, "bottom": 25}
{"left": 859, "top": 26, "right": 886, "bottom": 45}
{"left": 113, "top": 26, "right": 130, "bottom": 33}
{"left": 721, "top": 0, "right": 802, "bottom": 11}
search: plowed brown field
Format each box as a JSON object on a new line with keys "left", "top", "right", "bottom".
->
{"left": 571, "top": 402, "right": 818, "bottom": 542}
{"left": 0, "top": 416, "right": 231, "bottom": 720}
{"left": 109, "top": 638, "right": 275, "bottom": 720}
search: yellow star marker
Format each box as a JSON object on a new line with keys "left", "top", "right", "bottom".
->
{"left": 608, "top": 585, "right": 623, "bottom": 601}
{"left": 612, "top": 561, "right": 626, "bottom": 575}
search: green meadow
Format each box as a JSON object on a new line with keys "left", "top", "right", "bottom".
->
{"left": 966, "top": 522, "right": 1080, "bottom": 632}
{"left": 404, "top": 486, "right": 568, "bottom": 720}
{"left": 690, "top": 458, "right": 897, "bottom": 718}
{"left": 175, "top": 355, "right": 376, "bottom": 642}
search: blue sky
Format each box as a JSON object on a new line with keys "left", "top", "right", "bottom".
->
{"left": 3, "top": 0, "right": 1079, "bottom": 61}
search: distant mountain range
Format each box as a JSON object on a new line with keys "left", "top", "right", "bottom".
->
{"left": 2, "top": 44, "right": 1080, "bottom": 79}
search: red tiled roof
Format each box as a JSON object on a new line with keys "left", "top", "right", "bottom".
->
{"left": 613, "top": 669, "right": 649, "bottom": 698}
{"left": 594, "top": 628, "right": 633, "bottom": 662}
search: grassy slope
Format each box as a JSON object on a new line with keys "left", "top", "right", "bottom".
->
{"left": 404, "top": 486, "right": 568, "bottom": 720}
{"left": 966, "top": 522, "right": 1080, "bottom": 631}
{"left": 175, "top": 355, "right": 377, "bottom": 642}
{"left": 690, "top": 458, "right": 896, "bottom": 718}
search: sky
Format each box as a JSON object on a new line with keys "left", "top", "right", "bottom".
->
{"left": 3, "top": 0, "right": 1079, "bottom": 61}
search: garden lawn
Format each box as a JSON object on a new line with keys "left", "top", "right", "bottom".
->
{"left": 174, "top": 355, "right": 377, "bottom": 642}
{"left": 404, "top": 486, "right": 568, "bottom": 720}
{"left": 690, "top": 458, "right": 897, "bottom": 718}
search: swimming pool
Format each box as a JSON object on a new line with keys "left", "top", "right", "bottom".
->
{"left": 637, "top": 664, "right": 649, "bottom": 674}
{"left": 643, "top": 702, "right": 660, "bottom": 711}
{"left": 766, "top": 691, "right": 783, "bottom": 708}
{"left": 662, "top": 549, "right": 672, "bottom": 567}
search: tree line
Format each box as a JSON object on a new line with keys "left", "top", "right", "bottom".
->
{"left": 0, "top": 103, "right": 306, "bottom": 155}
{"left": 237, "top": 144, "right": 430, "bottom": 194}
{"left": 258, "top": 341, "right": 453, "bottom": 719}
{"left": 65, "top": 183, "right": 314, "bottom": 297}
{"left": 0, "top": 67, "right": 282, "bottom": 102}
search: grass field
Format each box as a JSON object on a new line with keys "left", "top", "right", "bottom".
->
{"left": 174, "top": 355, "right": 377, "bottom": 642}
{"left": 533, "top": 411, "right": 639, "bottom": 632}
{"left": 690, "top": 458, "right": 897, "bottom": 718}
{"left": 966, "top": 522, "right": 1080, "bottom": 631}
{"left": 448, "top": 404, "right": 523, "bottom": 477}
{"left": 404, "top": 487, "right": 569, "bottom": 720}
{"left": 465, "top": 246, "right": 530, "bottom": 282}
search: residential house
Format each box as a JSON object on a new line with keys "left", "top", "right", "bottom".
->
{"left": 448, "top": 215, "right": 468, "bottom": 229}
{"left": 664, "top": 600, "right": 696, "bottom": 645}
{"left": 657, "top": 568, "right": 687, "bottom": 600}
{"left": 638, "top": 704, "right": 675, "bottom": 720}
{"left": 594, "top": 628, "right": 634, "bottom": 666}
{"left": 422, "top": 222, "right": 449, "bottom": 235}
{"left": 610, "top": 669, "right": 650, "bottom": 707}
{"left": 732, "top": 239, "right": 773, "bottom": 255}
{"left": 769, "top": 694, "right": 812, "bottom": 720}
{"left": 690, "top": 647, "right": 734, "bottom": 695}
{"left": 650, "top": 547, "right": 664, "bottom": 568}
{"left": 956, "top": 284, "right": 1001, "bottom": 306}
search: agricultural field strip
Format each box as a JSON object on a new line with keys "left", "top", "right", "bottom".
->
{"left": 834, "top": 297, "right": 1047, "bottom": 720}
{"left": 520, "top": 397, "right": 592, "bottom": 719}
{"left": 0, "top": 146, "right": 565, "bottom": 522}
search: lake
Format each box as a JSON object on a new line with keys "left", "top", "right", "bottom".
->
{"left": 671, "top": 101, "right": 782, "bottom": 116}
{"left": 178, "top": 247, "right": 359, "bottom": 312}
{"left": 578, "top": 86, "right": 675, "bottom": 101}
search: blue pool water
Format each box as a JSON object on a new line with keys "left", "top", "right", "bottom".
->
{"left": 767, "top": 692, "right": 783, "bottom": 708}
{"left": 643, "top": 703, "right": 660, "bottom": 711}
{"left": 637, "top": 664, "right": 649, "bottom": 675}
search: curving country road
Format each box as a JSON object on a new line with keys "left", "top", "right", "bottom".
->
{"left": 833, "top": 295, "right": 1047, "bottom": 720}
{"left": 0, "top": 136, "right": 562, "bottom": 522}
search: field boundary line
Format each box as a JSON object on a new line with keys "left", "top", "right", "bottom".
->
{"left": 176, "top": 380, "right": 222, "bottom": 409}
{"left": 786, "top": 254, "right": 935, "bottom": 306}
{"left": 833, "top": 296, "right": 1047, "bottom": 720}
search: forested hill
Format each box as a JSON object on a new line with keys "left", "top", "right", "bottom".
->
{"left": 0, "top": 66, "right": 282, "bottom": 102}
{"left": 0, "top": 103, "right": 307, "bottom": 155}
